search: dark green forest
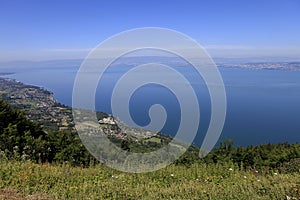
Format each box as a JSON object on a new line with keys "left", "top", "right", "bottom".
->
{"left": 0, "top": 99, "right": 95, "bottom": 165}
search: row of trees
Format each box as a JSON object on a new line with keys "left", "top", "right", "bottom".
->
{"left": 203, "top": 139, "right": 300, "bottom": 170}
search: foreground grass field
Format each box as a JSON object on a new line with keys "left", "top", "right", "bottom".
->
{"left": 0, "top": 160, "right": 299, "bottom": 199}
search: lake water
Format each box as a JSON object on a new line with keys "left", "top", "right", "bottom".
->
{"left": 6, "top": 66, "right": 300, "bottom": 147}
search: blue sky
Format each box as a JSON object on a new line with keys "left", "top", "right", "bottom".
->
{"left": 0, "top": 0, "right": 300, "bottom": 61}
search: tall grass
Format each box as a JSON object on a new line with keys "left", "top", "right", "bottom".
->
{"left": 0, "top": 160, "right": 299, "bottom": 199}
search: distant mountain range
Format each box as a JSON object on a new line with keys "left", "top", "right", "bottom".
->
{"left": 0, "top": 57, "right": 300, "bottom": 73}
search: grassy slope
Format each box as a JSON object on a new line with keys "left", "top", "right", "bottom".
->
{"left": 0, "top": 160, "right": 299, "bottom": 200}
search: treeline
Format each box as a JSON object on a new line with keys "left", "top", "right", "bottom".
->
{"left": 203, "top": 139, "right": 300, "bottom": 172}
{"left": 0, "top": 99, "right": 95, "bottom": 166}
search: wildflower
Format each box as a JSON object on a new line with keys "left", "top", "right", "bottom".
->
{"left": 274, "top": 172, "right": 278, "bottom": 175}
{"left": 229, "top": 168, "right": 233, "bottom": 171}
{"left": 196, "top": 178, "right": 199, "bottom": 181}
{"left": 65, "top": 169, "right": 70, "bottom": 173}
{"left": 257, "top": 179, "right": 261, "bottom": 182}
{"left": 243, "top": 176, "right": 247, "bottom": 179}
{"left": 255, "top": 170, "right": 258, "bottom": 173}
{"left": 170, "top": 174, "right": 174, "bottom": 177}
{"left": 111, "top": 175, "right": 114, "bottom": 178}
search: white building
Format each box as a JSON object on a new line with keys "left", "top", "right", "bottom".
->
{"left": 99, "top": 116, "right": 115, "bottom": 125}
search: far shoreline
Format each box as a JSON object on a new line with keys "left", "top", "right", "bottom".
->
{"left": 0, "top": 72, "right": 15, "bottom": 76}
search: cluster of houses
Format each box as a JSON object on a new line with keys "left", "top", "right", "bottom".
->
{"left": 0, "top": 78, "right": 74, "bottom": 131}
{"left": 99, "top": 116, "right": 139, "bottom": 141}
{"left": 98, "top": 116, "right": 115, "bottom": 125}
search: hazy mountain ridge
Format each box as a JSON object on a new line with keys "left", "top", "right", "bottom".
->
{"left": 1, "top": 57, "right": 300, "bottom": 74}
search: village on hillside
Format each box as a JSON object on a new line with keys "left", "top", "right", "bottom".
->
{"left": 0, "top": 77, "right": 158, "bottom": 144}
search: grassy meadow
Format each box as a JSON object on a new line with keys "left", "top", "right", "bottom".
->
{"left": 0, "top": 160, "right": 299, "bottom": 200}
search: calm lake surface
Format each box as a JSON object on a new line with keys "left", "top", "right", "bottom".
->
{"left": 7, "top": 66, "right": 300, "bottom": 147}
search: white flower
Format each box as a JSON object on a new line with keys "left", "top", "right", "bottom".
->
{"left": 170, "top": 174, "right": 174, "bottom": 177}
{"left": 196, "top": 178, "right": 199, "bottom": 181}
{"left": 274, "top": 172, "right": 278, "bottom": 175}
{"left": 257, "top": 179, "right": 261, "bottom": 182}
{"left": 243, "top": 176, "right": 247, "bottom": 179}
{"left": 255, "top": 170, "right": 259, "bottom": 173}
{"left": 229, "top": 168, "right": 233, "bottom": 171}
{"left": 111, "top": 175, "right": 114, "bottom": 178}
